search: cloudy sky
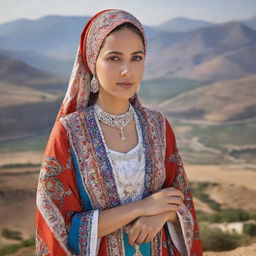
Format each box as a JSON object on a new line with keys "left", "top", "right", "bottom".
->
{"left": 1, "top": 0, "right": 256, "bottom": 25}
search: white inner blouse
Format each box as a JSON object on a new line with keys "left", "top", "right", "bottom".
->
{"left": 94, "top": 107, "right": 146, "bottom": 205}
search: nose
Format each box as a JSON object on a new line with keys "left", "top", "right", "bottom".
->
{"left": 120, "top": 62, "right": 132, "bottom": 76}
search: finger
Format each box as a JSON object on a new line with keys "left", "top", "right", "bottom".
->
{"left": 171, "top": 189, "right": 184, "bottom": 200}
{"left": 128, "top": 228, "right": 141, "bottom": 246}
{"left": 135, "top": 231, "right": 148, "bottom": 245}
{"left": 144, "top": 234, "right": 153, "bottom": 243}
{"left": 168, "top": 196, "right": 183, "bottom": 206}
{"left": 125, "top": 224, "right": 132, "bottom": 233}
{"left": 165, "top": 188, "right": 184, "bottom": 201}
{"left": 167, "top": 204, "right": 180, "bottom": 211}
{"left": 179, "top": 190, "right": 185, "bottom": 201}
{"left": 178, "top": 189, "right": 185, "bottom": 201}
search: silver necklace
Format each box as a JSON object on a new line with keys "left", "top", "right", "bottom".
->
{"left": 94, "top": 103, "right": 134, "bottom": 140}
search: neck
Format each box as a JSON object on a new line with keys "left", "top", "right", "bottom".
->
{"left": 96, "top": 94, "right": 130, "bottom": 115}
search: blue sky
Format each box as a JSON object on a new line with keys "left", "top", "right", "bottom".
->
{"left": 1, "top": 0, "right": 256, "bottom": 25}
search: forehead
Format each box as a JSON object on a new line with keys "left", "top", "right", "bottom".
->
{"left": 101, "top": 28, "right": 144, "bottom": 51}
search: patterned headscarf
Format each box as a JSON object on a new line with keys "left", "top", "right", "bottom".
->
{"left": 55, "top": 9, "right": 147, "bottom": 122}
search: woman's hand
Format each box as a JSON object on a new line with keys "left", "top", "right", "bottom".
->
{"left": 165, "top": 209, "right": 179, "bottom": 224}
{"left": 140, "top": 187, "right": 184, "bottom": 216}
{"left": 125, "top": 214, "right": 167, "bottom": 246}
{"left": 125, "top": 210, "right": 180, "bottom": 246}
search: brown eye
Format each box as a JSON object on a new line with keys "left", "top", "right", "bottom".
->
{"left": 132, "top": 56, "right": 143, "bottom": 61}
{"left": 108, "top": 56, "right": 119, "bottom": 61}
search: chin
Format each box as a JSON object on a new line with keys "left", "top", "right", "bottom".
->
{"left": 119, "top": 94, "right": 136, "bottom": 101}
{"left": 113, "top": 91, "right": 137, "bottom": 101}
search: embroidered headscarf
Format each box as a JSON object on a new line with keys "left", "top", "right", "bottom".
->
{"left": 55, "top": 9, "right": 147, "bottom": 122}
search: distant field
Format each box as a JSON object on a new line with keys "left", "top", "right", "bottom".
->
{"left": 140, "top": 77, "right": 207, "bottom": 104}
{"left": 169, "top": 118, "right": 256, "bottom": 165}
{"left": 1, "top": 118, "right": 255, "bottom": 167}
{"left": 187, "top": 120, "right": 256, "bottom": 149}
{"left": 0, "top": 132, "right": 49, "bottom": 153}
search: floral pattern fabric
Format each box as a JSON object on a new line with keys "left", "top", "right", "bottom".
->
{"left": 36, "top": 105, "right": 203, "bottom": 256}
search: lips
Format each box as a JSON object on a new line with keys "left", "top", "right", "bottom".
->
{"left": 116, "top": 82, "right": 134, "bottom": 89}
{"left": 117, "top": 82, "right": 134, "bottom": 85}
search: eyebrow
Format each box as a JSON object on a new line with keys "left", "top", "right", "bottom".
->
{"left": 104, "top": 50, "right": 145, "bottom": 56}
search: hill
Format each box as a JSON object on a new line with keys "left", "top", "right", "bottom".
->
{"left": 0, "top": 15, "right": 90, "bottom": 60}
{"left": 0, "top": 55, "right": 66, "bottom": 141}
{"left": 156, "top": 17, "right": 213, "bottom": 33}
{"left": 0, "top": 49, "right": 73, "bottom": 78}
{"left": 157, "top": 75, "right": 256, "bottom": 122}
{"left": 145, "top": 21, "right": 256, "bottom": 81}
{"left": 240, "top": 17, "right": 256, "bottom": 31}
{"left": 0, "top": 54, "right": 67, "bottom": 94}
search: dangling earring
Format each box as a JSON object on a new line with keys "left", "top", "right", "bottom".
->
{"left": 136, "top": 83, "right": 141, "bottom": 93}
{"left": 90, "top": 76, "right": 99, "bottom": 93}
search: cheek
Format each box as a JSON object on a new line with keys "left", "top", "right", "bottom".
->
{"left": 135, "top": 62, "right": 145, "bottom": 76}
{"left": 96, "top": 61, "right": 116, "bottom": 77}
{"left": 96, "top": 61, "right": 118, "bottom": 86}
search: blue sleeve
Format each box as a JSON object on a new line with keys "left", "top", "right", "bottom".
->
{"left": 67, "top": 150, "right": 99, "bottom": 255}
{"left": 68, "top": 211, "right": 97, "bottom": 255}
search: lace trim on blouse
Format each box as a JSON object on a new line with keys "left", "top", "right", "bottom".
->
{"left": 94, "top": 106, "right": 145, "bottom": 204}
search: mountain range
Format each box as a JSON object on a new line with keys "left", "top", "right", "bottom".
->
{"left": 145, "top": 21, "right": 256, "bottom": 81}
{"left": 0, "top": 15, "right": 255, "bottom": 163}
{"left": 0, "top": 16, "right": 255, "bottom": 80}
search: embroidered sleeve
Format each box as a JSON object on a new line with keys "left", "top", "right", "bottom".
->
{"left": 36, "top": 120, "right": 99, "bottom": 256}
{"left": 68, "top": 210, "right": 99, "bottom": 255}
{"left": 164, "top": 118, "right": 203, "bottom": 256}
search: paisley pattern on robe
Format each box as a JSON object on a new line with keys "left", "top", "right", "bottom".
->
{"left": 36, "top": 105, "right": 203, "bottom": 256}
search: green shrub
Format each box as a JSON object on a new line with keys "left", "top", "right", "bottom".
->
{"left": 243, "top": 223, "right": 256, "bottom": 236}
{"left": 200, "top": 223, "right": 245, "bottom": 251}
{"left": 196, "top": 210, "right": 210, "bottom": 222}
{"left": 218, "top": 208, "right": 250, "bottom": 222}
{"left": 249, "top": 212, "right": 256, "bottom": 220}
{"left": 0, "top": 243, "right": 22, "bottom": 256}
{"left": 0, "top": 238, "right": 35, "bottom": 256}
{"left": 21, "top": 238, "right": 35, "bottom": 247}
{"left": 196, "top": 208, "right": 250, "bottom": 223}
{"left": 191, "top": 182, "right": 221, "bottom": 211}
{"left": 1, "top": 228, "right": 22, "bottom": 241}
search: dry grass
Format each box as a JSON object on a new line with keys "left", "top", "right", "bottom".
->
{"left": 0, "top": 167, "right": 38, "bottom": 246}
{"left": 204, "top": 243, "right": 256, "bottom": 256}
{"left": 186, "top": 164, "right": 256, "bottom": 192}
{"left": 0, "top": 81, "right": 58, "bottom": 108}
{"left": 2, "top": 247, "right": 35, "bottom": 256}
{"left": 0, "top": 151, "right": 43, "bottom": 166}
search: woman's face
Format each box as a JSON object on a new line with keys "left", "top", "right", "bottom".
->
{"left": 95, "top": 27, "right": 145, "bottom": 101}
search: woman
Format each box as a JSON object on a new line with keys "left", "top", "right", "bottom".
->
{"left": 36, "top": 9, "right": 202, "bottom": 256}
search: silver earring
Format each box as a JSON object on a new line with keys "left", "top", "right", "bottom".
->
{"left": 90, "top": 76, "right": 99, "bottom": 93}
{"left": 136, "top": 83, "right": 141, "bottom": 93}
